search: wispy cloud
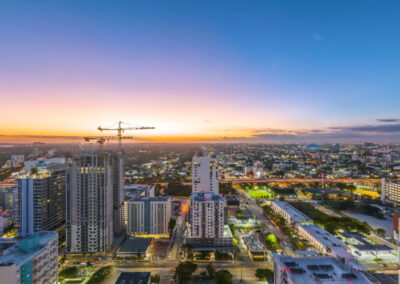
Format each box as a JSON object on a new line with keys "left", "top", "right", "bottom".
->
{"left": 377, "top": 118, "right": 400, "bottom": 123}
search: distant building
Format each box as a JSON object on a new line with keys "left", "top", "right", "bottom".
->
{"left": 301, "top": 187, "right": 350, "bottom": 200}
{"left": 0, "top": 187, "right": 17, "bottom": 211}
{"left": 381, "top": 179, "right": 400, "bottom": 205}
{"left": 125, "top": 196, "right": 171, "bottom": 238}
{"left": 0, "top": 231, "right": 58, "bottom": 284}
{"left": 253, "top": 161, "right": 264, "bottom": 178}
{"left": 66, "top": 152, "right": 114, "bottom": 253}
{"left": 16, "top": 164, "right": 66, "bottom": 237}
{"left": 192, "top": 156, "right": 219, "bottom": 194}
{"left": 273, "top": 254, "right": 372, "bottom": 284}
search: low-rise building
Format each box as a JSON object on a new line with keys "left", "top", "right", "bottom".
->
{"left": 297, "top": 224, "right": 353, "bottom": 262}
{"left": 243, "top": 235, "right": 265, "bottom": 260}
{"left": 273, "top": 254, "right": 372, "bottom": 284}
{"left": 270, "top": 201, "right": 313, "bottom": 224}
{"left": 0, "top": 231, "right": 58, "bottom": 284}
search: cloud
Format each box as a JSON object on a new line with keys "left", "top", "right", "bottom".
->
{"left": 331, "top": 123, "right": 400, "bottom": 133}
{"left": 203, "top": 120, "right": 212, "bottom": 123}
{"left": 377, "top": 118, "right": 400, "bottom": 123}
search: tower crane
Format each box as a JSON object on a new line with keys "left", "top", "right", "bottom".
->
{"left": 97, "top": 121, "right": 155, "bottom": 151}
{"left": 83, "top": 136, "right": 133, "bottom": 153}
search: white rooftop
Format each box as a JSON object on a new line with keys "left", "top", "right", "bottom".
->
{"left": 299, "top": 224, "right": 353, "bottom": 260}
{"left": 273, "top": 254, "right": 372, "bottom": 284}
{"left": 272, "top": 201, "right": 313, "bottom": 223}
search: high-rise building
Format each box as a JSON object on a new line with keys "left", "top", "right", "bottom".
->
{"left": 111, "top": 152, "right": 124, "bottom": 236}
{"left": 0, "top": 231, "right": 58, "bottom": 284}
{"left": 192, "top": 156, "right": 219, "bottom": 194}
{"left": 189, "top": 192, "right": 224, "bottom": 239}
{"left": 66, "top": 152, "right": 114, "bottom": 253}
{"left": 187, "top": 191, "right": 233, "bottom": 252}
{"left": 16, "top": 164, "right": 66, "bottom": 237}
{"left": 125, "top": 196, "right": 171, "bottom": 238}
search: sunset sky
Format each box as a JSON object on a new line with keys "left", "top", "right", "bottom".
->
{"left": 1, "top": 1, "right": 400, "bottom": 143}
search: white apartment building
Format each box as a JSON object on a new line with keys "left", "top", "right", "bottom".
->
{"left": 381, "top": 179, "right": 400, "bottom": 204}
{"left": 0, "top": 231, "right": 58, "bottom": 284}
{"left": 192, "top": 156, "right": 219, "bottom": 194}
{"left": 125, "top": 196, "right": 171, "bottom": 237}
{"left": 270, "top": 201, "right": 313, "bottom": 224}
{"left": 297, "top": 224, "right": 353, "bottom": 262}
{"left": 66, "top": 152, "right": 114, "bottom": 253}
{"left": 189, "top": 192, "right": 224, "bottom": 238}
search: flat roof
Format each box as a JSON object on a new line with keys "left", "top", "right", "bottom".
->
{"left": 272, "top": 201, "right": 313, "bottom": 223}
{"left": 339, "top": 232, "right": 394, "bottom": 252}
{"left": 243, "top": 235, "right": 264, "bottom": 253}
{"left": 115, "top": 272, "right": 151, "bottom": 284}
{"left": 128, "top": 196, "right": 171, "bottom": 202}
{"left": 119, "top": 238, "right": 152, "bottom": 254}
{"left": 299, "top": 224, "right": 353, "bottom": 259}
{"left": 303, "top": 188, "right": 349, "bottom": 195}
{"left": 273, "top": 254, "right": 371, "bottom": 284}
{"left": 0, "top": 231, "right": 57, "bottom": 266}
{"left": 191, "top": 191, "right": 223, "bottom": 202}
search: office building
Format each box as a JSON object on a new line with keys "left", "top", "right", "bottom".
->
{"left": 16, "top": 164, "right": 66, "bottom": 237}
{"left": 125, "top": 196, "right": 171, "bottom": 238}
{"left": 192, "top": 156, "right": 219, "bottom": 194}
{"left": 66, "top": 151, "right": 114, "bottom": 253}
{"left": 0, "top": 231, "right": 58, "bottom": 284}
{"left": 272, "top": 254, "right": 372, "bottom": 284}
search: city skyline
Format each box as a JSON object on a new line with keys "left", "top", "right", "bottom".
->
{"left": 1, "top": 1, "right": 400, "bottom": 143}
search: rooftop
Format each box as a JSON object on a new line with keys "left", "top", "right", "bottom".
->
{"left": 299, "top": 224, "right": 353, "bottom": 259}
{"left": 118, "top": 238, "right": 152, "bottom": 254}
{"left": 115, "top": 272, "right": 151, "bottom": 284}
{"left": 273, "top": 254, "right": 372, "bottom": 284}
{"left": 272, "top": 201, "right": 313, "bottom": 223}
{"left": 303, "top": 188, "right": 349, "bottom": 195}
{"left": 0, "top": 231, "right": 57, "bottom": 266}
{"left": 243, "top": 235, "right": 264, "bottom": 253}
{"left": 339, "top": 232, "right": 394, "bottom": 252}
{"left": 191, "top": 191, "right": 223, "bottom": 202}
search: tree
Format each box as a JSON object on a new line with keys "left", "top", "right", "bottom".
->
{"left": 151, "top": 274, "right": 161, "bottom": 283}
{"left": 376, "top": 228, "right": 386, "bottom": 236}
{"left": 265, "top": 233, "right": 280, "bottom": 251}
{"left": 215, "top": 270, "right": 233, "bottom": 284}
{"left": 174, "top": 261, "right": 197, "bottom": 284}
{"left": 59, "top": 266, "right": 79, "bottom": 280}
{"left": 255, "top": 268, "right": 274, "bottom": 281}
{"left": 168, "top": 219, "right": 177, "bottom": 237}
{"left": 206, "top": 262, "right": 215, "bottom": 279}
